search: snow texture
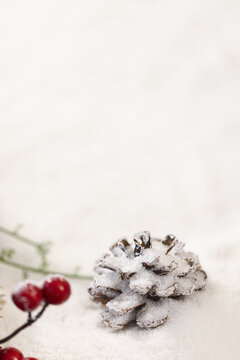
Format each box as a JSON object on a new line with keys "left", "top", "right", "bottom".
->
{"left": 1, "top": 0, "right": 240, "bottom": 359}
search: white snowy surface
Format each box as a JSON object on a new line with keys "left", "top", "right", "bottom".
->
{"left": 0, "top": 0, "right": 240, "bottom": 359}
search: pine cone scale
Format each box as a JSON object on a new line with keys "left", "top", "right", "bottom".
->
{"left": 106, "top": 291, "right": 145, "bottom": 316}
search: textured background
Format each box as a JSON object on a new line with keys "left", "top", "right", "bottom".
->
{"left": 0, "top": 1, "right": 240, "bottom": 359}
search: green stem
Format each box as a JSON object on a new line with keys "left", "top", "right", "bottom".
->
{"left": 0, "top": 257, "right": 93, "bottom": 281}
{"left": 0, "top": 226, "right": 38, "bottom": 249}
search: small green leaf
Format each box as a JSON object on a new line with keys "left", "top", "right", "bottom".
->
{"left": 14, "top": 223, "right": 24, "bottom": 235}
{"left": 22, "top": 269, "right": 29, "bottom": 279}
{"left": 6, "top": 248, "right": 15, "bottom": 259}
{"left": 73, "top": 266, "right": 81, "bottom": 275}
{"left": 0, "top": 248, "right": 15, "bottom": 260}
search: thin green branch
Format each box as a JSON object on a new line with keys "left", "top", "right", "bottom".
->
{"left": 0, "top": 257, "right": 93, "bottom": 281}
{"left": 0, "top": 225, "right": 93, "bottom": 280}
{"left": 0, "top": 225, "right": 38, "bottom": 248}
{"left": 0, "top": 225, "right": 52, "bottom": 271}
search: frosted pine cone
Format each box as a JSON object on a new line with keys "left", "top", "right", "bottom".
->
{"left": 89, "top": 231, "right": 207, "bottom": 330}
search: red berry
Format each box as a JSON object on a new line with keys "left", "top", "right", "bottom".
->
{"left": 42, "top": 275, "right": 71, "bottom": 305}
{"left": 0, "top": 347, "right": 23, "bottom": 360}
{"left": 24, "top": 358, "right": 39, "bottom": 360}
{"left": 12, "top": 282, "right": 43, "bottom": 312}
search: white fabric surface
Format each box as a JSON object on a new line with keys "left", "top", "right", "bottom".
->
{"left": 0, "top": 1, "right": 240, "bottom": 359}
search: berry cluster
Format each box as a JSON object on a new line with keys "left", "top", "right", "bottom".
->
{"left": 0, "top": 346, "right": 37, "bottom": 360}
{"left": 0, "top": 275, "right": 71, "bottom": 358}
{"left": 12, "top": 275, "right": 71, "bottom": 311}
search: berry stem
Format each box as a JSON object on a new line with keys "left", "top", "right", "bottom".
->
{"left": 0, "top": 258, "right": 93, "bottom": 280}
{"left": 0, "top": 303, "right": 49, "bottom": 344}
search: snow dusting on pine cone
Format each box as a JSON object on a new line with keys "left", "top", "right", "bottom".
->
{"left": 89, "top": 231, "right": 207, "bottom": 330}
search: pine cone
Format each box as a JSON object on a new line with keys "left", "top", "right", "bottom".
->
{"left": 89, "top": 231, "right": 207, "bottom": 330}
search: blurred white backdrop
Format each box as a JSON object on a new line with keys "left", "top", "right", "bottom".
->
{"left": 0, "top": 1, "right": 240, "bottom": 359}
